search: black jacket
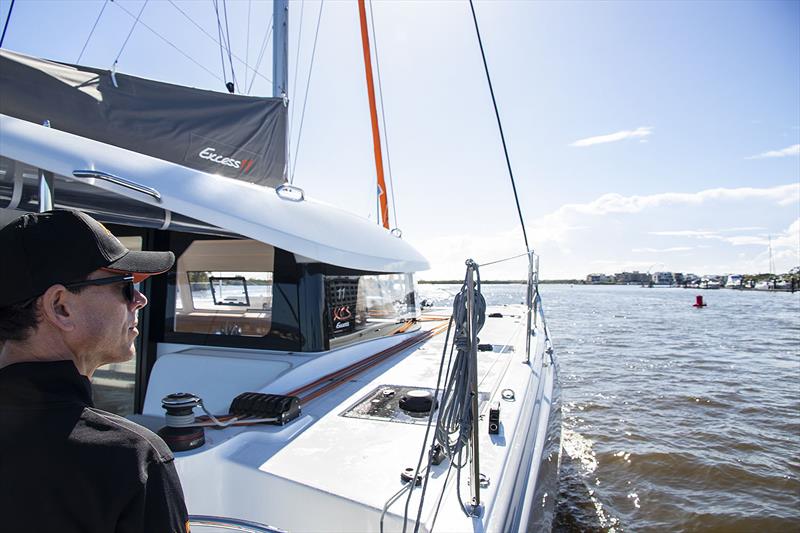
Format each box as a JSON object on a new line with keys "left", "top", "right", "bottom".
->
{"left": 0, "top": 361, "right": 188, "bottom": 533}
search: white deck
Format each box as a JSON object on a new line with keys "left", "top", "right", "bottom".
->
{"left": 141, "top": 305, "right": 555, "bottom": 532}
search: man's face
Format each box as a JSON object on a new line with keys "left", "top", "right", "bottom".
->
{"left": 69, "top": 270, "right": 147, "bottom": 369}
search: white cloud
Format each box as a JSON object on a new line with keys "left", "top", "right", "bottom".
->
{"left": 556, "top": 183, "right": 798, "bottom": 218}
{"left": 772, "top": 218, "right": 800, "bottom": 250}
{"left": 413, "top": 184, "right": 800, "bottom": 279}
{"left": 650, "top": 219, "right": 799, "bottom": 250}
{"left": 650, "top": 230, "right": 719, "bottom": 238}
{"left": 746, "top": 144, "right": 800, "bottom": 159}
{"left": 570, "top": 126, "right": 653, "bottom": 147}
{"left": 649, "top": 227, "right": 767, "bottom": 239}
{"left": 719, "top": 226, "right": 766, "bottom": 232}
{"left": 589, "top": 260, "right": 655, "bottom": 268}
{"left": 632, "top": 246, "right": 694, "bottom": 253}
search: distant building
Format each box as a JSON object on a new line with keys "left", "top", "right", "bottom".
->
{"left": 673, "top": 272, "right": 686, "bottom": 285}
{"left": 614, "top": 271, "right": 650, "bottom": 284}
{"left": 683, "top": 273, "right": 700, "bottom": 285}
{"left": 652, "top": 272, "right": 674, "bottom": 285}
{"left": 586, "top": 273, "right": 614, "bottom": 284}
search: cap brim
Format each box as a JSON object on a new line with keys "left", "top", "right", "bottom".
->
{"left": 106, "top": 250, "right": 175, "bottom": 283}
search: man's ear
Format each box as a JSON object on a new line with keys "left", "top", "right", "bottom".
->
{"left": 39, "top": 285, "right": 77, "bottom": 332}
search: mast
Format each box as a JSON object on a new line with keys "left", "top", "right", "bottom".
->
{"left": 272, "top": 0, "right": 288, "bottom": 98}
{"left": 357, "top": 0, "right": 390, "bottom": 229}
{"left": 768, "top": 235, "right": 775, "bottom": 275}
{"left": 273, "top": 0, "right": 289, "bottom": 181}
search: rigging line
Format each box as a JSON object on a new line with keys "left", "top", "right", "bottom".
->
{"left": 406, "top": 320, "right": 456, "bottom": 533}
{"left": 0, "top": 0, "right": 15, "bottom": 48}
{"left": 478, "top": 251, "right": 529, "bottom": 268}
{"left": 468, "top": 0, "right": 531, "bottom": 254}
{"left": 166, "top": 0, "right": 273, "bottom": 85}
{"left": 76, "top": 0, "right": 109, "bottom": 63}
{"left": 247, "top": 13, "right": 273, "bottom": 95}
{"left": 289, "top": 0, "right": 324, "bottom": 184}
{"left": 222, "top": 0, "right": 238, "bottom": 90}
{"left": 368, "top": 0, "right": 399, "bottom": 230}
{"left": 245, "top": 0, "right": 251, "bottom": 90}
{"left": 212, "top": 0, "right": 229, "bottom": 84}
{"left": 287, "top": 0, "right": 306, "bottom": 183}
{"left": 114, "top": 0, "right": 149, "bottom": 65}
{"left": 288, "top": 0, "right": 306, "bottom": 161}
{"left": 112, "top": 0, "right": 223, "bottom": 83}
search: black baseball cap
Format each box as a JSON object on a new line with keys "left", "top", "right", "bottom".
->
{"left": 0, "top": 209, "right": 175, "bottom": 306}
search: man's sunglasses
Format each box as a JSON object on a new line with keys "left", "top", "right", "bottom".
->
{"left": 63, "top": 274, "right": 136, "bottom": 303}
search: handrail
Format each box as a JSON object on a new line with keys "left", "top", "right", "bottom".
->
{"left": 533, "top": 290, "right": 555, "bottom": 366}
{"left": 72, "top": 169, "right": 162, "bottom": 201}
{"left": 189, "top": 515, "right": 287, "bottom": 533}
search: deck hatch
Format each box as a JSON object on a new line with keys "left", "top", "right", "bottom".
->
{"left": 341, "top": 385, "right": 441, "bottom": 425}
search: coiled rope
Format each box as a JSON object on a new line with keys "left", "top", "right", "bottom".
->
{"left": 433, "top": 264, "right": 485, "bottom": 461}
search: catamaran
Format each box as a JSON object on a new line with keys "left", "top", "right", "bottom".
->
{"left": 0, "top": 2, "right": 560, "bottom": 531}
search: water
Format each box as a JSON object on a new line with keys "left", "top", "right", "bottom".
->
{"left": 417, "top": 283, "right": 800, "bottom": 532}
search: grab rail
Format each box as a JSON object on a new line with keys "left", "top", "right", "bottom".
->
{"left": 189, "top": 515, "right": 287, "bottom": 533}
{"left": 72, "top": 169, "right": 162, "bottom": 201}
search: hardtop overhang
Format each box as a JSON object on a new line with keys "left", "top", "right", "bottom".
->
{"left": 0, "top": 114, "right": 429, "bottom": 273}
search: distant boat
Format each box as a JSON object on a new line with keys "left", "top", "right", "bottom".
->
{"left": 725, "top": 275, "right": 744, "bottom": 289}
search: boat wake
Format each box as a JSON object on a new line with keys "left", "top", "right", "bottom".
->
{"left": 554, "top": 427, "right": 622, "bottom": 533}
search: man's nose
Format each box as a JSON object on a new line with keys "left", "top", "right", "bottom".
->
{"left": 132, "top": 288, "right": 147, "bottom": 310}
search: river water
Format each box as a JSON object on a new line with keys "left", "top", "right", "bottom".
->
{"left": 417, "top": 283, "right": 800, "bottom": 532}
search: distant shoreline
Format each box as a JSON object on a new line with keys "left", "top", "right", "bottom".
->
{"left": 418, "top": 279, "right": 580, "bottom": 284}
{"left": 417, "top": 280, "right": 797, "bottom": 292}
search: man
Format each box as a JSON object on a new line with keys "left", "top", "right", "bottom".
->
{"left": 0, "top": 209, "right": 189, "bottom": 533}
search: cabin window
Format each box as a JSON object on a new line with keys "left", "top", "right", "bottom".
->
{"left": 173, "top": 240, "right": 275, "bottom": 337}
{"left": 326, "top": 273, "right": 418, "bottom": 347}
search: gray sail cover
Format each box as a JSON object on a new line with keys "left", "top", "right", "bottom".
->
{"left": 0, "top": 49, "right": 286, "bottom": 187}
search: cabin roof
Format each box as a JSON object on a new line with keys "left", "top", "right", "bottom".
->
{"left": 0, "top": 114, "right": 429, "bottom": 273}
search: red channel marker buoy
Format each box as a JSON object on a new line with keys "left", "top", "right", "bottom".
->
{"left": 693, "top": 295, "right": 707, "bottom": 308}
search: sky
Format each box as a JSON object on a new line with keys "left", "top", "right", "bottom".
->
{"left": 1, "top": 0, "right": 798, "bottom": 280}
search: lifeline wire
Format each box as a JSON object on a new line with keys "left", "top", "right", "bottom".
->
{"left": 468, "top": 0, "right": 530, "bottom": 254}
{"left": 76, "top": 0, "right": 109, "bottom": 63}
{"left": 0, "top": 0, "right": 15, "bottom": 48}
{"left": 290, "top": 0, "right": 324, "bottom": 183}
{"left": 478, "top": 251, "right": 529, "bottom": 268}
